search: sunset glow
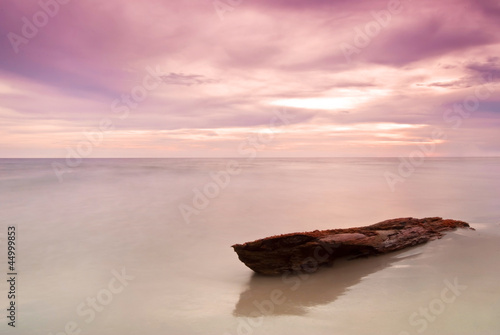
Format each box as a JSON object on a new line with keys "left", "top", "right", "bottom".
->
{"left": 1, "top": 0, "right": 499, "bottom": 157}
{"left": 270, "top": 96, "right": 371, "bottom": 111}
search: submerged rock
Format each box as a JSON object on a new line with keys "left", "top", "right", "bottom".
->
{"left": 232, "top": 217, "right": 472, "bottom": 275}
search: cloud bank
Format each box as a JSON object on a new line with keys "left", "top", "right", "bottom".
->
{"left": 0, "top": 0, "right": 499, "bottom": 157}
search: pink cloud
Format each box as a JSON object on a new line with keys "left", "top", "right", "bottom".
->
{"left": 0, "top": 0, "right": 499, "bottom": 157}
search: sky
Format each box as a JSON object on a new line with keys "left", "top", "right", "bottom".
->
{"left": 1, "top": 0, "right": 499, "bottom": 158}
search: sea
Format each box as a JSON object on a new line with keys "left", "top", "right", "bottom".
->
{"left": 1, "top": 157, "right": 499, "bottom": 335}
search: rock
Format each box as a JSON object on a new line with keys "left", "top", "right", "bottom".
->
{"left": 231, "top": 217, "right": 473, "bottom": 275}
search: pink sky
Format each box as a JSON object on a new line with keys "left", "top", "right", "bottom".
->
{"left": 1, "top": 0, "right": 499, "bottom": 157}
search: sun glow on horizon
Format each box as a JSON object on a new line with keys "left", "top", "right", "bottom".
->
{"left": 269, "top": 96, "right": 370, "bottom": 110}
{"left": 269, "top": 89, "right": 390, "bottom": 111}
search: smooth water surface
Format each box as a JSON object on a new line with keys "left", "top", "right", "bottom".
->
{"left": 1, "top": 158, "right": 499, "bottom": 334}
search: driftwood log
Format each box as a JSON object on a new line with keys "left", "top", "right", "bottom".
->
{"left": 232, "top": 217, "right": 472, "bottom": 275}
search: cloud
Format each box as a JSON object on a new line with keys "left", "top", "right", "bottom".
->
{"left": 466, "top": 57, "right": 500, "bottom": 81}
{"left": 0, "top": 0, "right": 499, "bottom": 157}
{"left": 160, "top": 73, "right": 219, "bottom": 86}
{"left": 365, "top": 18, "right": 494, "bottom": 66}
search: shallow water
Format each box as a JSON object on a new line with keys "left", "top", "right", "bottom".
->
{"left": 1, "top": 158, "right": 499, "bottom": 334}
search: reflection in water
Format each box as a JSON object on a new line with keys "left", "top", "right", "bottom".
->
{"left": 234, "top": 250, "right": 420, "bottom": 317}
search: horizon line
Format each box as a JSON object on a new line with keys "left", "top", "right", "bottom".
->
{"left": 1, "top": 156, "right": 500, "bottom": 159}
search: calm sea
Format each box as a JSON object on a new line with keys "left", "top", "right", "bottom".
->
{"left": 1, "top": 158, "right": 499, "bottom": 334}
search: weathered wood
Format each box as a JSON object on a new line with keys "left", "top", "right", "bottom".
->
{"left": 232, "top": 217, "right": 472, "bottom": 275}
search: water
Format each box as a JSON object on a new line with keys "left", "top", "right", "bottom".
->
{"left": 1, "top": 158, "right": 499, "bottom": 334}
